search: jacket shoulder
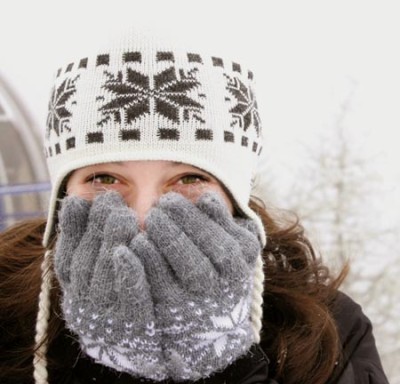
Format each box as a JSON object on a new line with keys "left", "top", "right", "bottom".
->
{"left": 330, "top": 291, "right": 389, "bottom": 384}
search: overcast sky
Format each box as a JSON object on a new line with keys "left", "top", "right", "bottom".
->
{"left": 1, "top": 0, "right": 399, "bottom": 213}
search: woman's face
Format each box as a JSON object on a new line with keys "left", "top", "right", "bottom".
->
{"left": 66, "top": 160, "right": 234, "bottom": 228}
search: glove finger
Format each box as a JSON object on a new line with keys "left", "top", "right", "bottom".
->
{"left": 195, "top": 191, "right": 233, "bottom": 224}
{"left": 113, "top": 246, "right": 150, "bottom": 298}
{"left": 103, "top": 206, "right": 140, "bottom": 248}
{"left": 112, "top": 245, "right": 155, "bottom": 322}
{"left": 155, "top": 193, "right": 249, "bottom": 281}
{"left": 69, "top": 191, "right": 127, "bottom": 294}
{"left": 197, "top": 192, "right": 262, "bottom": 266}
{"left": 146, "top": 206, "right": 228, "bottom": 291}
{"left": 130, "top": 233, "right": 182, "bottom": 304}
{"left": 58, "top": 195, "right": 91, "bottom": 236}
{"left": 88, "top": 191, "right": 128, "bottom": 232}
{"left": 88, "top": 246, "right": 116, "bottom": 308}
{"left": 91, "top": 210, "right": 140, "bottom": 313}
{"left": 89, "top": 245, "right": 153, "bottom": 322}
{"left": 54, "top": 196, "right": 91, "bottom": 286}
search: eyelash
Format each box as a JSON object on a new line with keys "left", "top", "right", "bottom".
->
{"left": 86, "top": 174, "right": 120, "bottom": 185}
{"left": 85, "top": 173, "right": 210, "bottom": 186}
{"left": 177, "top": 174, "right": 209, "bottom": 185}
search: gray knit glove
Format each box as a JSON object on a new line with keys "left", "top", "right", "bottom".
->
{"left": 130, "top": 191, "right": 262, "bottom": 381}
{"left": 54, "top": 192, "right": 167, "bottom": 381}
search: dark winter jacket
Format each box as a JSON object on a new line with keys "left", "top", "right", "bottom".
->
{"left": 328, "top": 292, "right": 389, "bottom": 384}
{"left": 52, "top": 292, "right": 388, "bottom": 384}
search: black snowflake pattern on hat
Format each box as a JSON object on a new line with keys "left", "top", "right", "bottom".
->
{"left": 226, "top": 76, "right": 261, "bottom": 136}
{"left": 46, "top": 76, "right": 79, "bottom": 138}
{"left": 98, "top": 66, "right": 204, "bottom": 127}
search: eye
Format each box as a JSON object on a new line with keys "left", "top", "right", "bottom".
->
{"left": 177, "top": 174, "right": 209, "bottom": 185}
{"left": 86, "top": 173, "right": 120, "bottom": 185}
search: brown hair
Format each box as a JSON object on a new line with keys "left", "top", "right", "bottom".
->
{"left": 0, "top": 198, "right": 346, "bottom": 383}
{"left": 249, "top": 197, "right": 346, "bottom": 383}
{"left": 0, "top": 219, "right": 73, "bottom": 383}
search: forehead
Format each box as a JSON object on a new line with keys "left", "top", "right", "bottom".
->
{"left": 75, "top": 160, "right": 205, "bottom": 171}
{"left": 109, "top": 160, "right": 184, "bottom": 167}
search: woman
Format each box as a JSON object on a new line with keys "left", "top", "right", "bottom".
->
{"left": 0, "top": 31, "right": 388, "bottom": 383}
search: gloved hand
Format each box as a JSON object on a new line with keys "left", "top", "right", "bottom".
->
{"left": 130, "top": 191, "right": 262, "bottom": 381}
{"left": 54, "top": 192, "right": 167, "bottom": 381}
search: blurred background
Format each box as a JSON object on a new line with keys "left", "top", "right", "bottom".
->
{"left": 1, "top": 0, "right": 399, "bottom": 381}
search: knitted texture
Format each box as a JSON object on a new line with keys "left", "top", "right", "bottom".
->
{"left": 54, "top": 192, "right": 166, "bottom": 380}
{"left": 53, "top": 191, "right": 262, "bottom": 381}
{"left": 42, "top": 30, "right": 265, "bottom": 248}
{"left": 133, "top": 191, "right": 262, "bottom": 380}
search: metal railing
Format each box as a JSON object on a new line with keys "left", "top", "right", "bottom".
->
{"left": 0, "top": 182, "right": 51, "bottom": 231}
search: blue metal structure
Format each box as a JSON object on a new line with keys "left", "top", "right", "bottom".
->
{"left": 0, "top": 73, "right": 50, "bottom": 231}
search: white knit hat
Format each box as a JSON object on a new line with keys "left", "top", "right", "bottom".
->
{"left": 42, "top": 31, "right": 266, "bottom": 247}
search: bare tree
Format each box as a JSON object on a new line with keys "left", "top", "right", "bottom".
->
{"left": 262, "top": 88, "right": 400, "bottom": 381}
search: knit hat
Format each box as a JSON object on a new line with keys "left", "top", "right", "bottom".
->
{"left": 42, "top": 31, "right": 266, "bottom": 247}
